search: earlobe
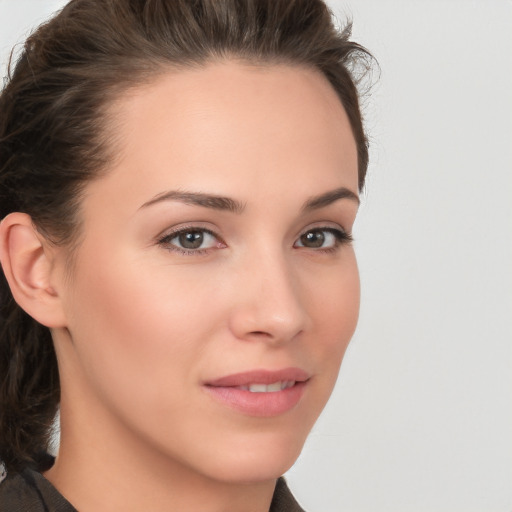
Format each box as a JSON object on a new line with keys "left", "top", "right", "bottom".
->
{"left": 0, "top": 212, "right": 67, "bottom": 328}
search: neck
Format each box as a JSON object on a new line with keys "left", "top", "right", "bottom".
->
{"left": 44, "top": 380, "right": 277, "bottom": 512}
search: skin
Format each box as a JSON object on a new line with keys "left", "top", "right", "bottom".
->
{"left": 3, "top": 62, "right": 360, "bottom": 511}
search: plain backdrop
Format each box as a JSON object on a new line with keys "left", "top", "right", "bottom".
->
{"left": 1, "top": 1, "right": 511, "bottom": 511}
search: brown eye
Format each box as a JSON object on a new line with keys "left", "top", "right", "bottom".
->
{"left": 159, "top": 228, "right": 221, "bottom": 253}
{"left": 178, "top": 230, "right": 204, "bottom": 249}
{"left": 299, "top": 230, "right": 325, "bottom": 248}
{"left": 294, "top": 227, "right": 351, "bottom": 250}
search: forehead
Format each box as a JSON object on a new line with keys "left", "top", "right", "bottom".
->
{"left": 85, "top": 62, "right": 358, "bottom": 213}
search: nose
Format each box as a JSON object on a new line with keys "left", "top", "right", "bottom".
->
{"left": 227, "top": 250, "right": 308, "bottom": 344}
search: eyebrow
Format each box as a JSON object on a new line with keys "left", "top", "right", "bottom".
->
{"left": 139, "top": 186, "right": 359, "bottom": 213}
{"left": 139, "top": 190, "right": 245, "bottom": 213}
{"left": 302, "top": 187, "right": 360, "bottom": 211}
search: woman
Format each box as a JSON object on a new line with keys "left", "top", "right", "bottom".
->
{"left": 0, "top": 0, "right": 372, "bottom": 510}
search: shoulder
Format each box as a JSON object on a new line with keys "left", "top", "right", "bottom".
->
{"left": 270, "top": 477, "right": 306, "bottom": 512}
{"left": 0, "top": 468, "right": 76, "bottom": 512}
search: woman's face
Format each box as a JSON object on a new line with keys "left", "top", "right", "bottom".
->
{"left": 53, "top": 62, "right": 360, "bottom": 482}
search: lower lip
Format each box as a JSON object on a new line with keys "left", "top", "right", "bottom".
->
{"left": 203, "top": 381, "right": 307, "bottom": 417}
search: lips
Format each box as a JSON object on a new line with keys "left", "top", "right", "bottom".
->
{"left": 203, "top": 368, "right": 310, "bottom": 417}
{"left": 205, "top": 368, "right": 309, "bottom": 387}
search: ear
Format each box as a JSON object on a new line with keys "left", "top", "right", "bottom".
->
{"left": 0, "top": 212, "right": 67, "bottom": 328}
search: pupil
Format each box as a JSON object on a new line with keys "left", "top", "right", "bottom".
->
{"left": 302, "top": 230, "right": 324, "bottom": 248}
{"left": 179, "top": 231, "right": 203, "bottom": 249}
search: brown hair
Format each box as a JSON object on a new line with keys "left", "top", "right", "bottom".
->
{"left": 0, "top": 0, "right": 373, "bottom": 473}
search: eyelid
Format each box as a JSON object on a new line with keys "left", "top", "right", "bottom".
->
{"left": 294, "top": 224, "right": 353, "bottom": 249}
{"left": 156, "top": 224, "right": 226, "bottom": 255}
{"left": 156, "top": 221, "right": 220, "bottom": 241}
{"left": 297, "top": 221, "right": 352, "bottom": 238}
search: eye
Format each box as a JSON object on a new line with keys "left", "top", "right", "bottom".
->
{"left": 294, "top": 227, "right": 352, "bottom": 250}
{"left": 158, "top": 227, "right": 223, "bottom": 253}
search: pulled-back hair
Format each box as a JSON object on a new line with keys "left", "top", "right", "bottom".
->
{"left": 0, "top": 0, "right": 372, "bottom": 473}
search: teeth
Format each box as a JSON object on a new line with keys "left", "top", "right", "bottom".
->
{"left": 266, "top": 382, "right": 283, "bottom": 392}
{"left": 249, "top": 383, "right": 268, "bottom": 393}
{"left": 237, "top": 381, "right": 296, "bottom": 393}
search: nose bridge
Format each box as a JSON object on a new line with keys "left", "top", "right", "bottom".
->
{"left": 229, "top": 244, "right": 307, "bottom": 342}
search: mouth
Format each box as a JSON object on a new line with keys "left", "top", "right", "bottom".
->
{"left": 203, "top": 368, "right": 310, "bottom": 417}
{"left": 235, "top": 381, "right": 296, "bottom": 392}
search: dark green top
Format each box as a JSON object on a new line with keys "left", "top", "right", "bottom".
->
{"left": 0, "top": 469, "right": 305, "bottom": 512}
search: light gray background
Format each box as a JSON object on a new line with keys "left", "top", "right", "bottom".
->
{"left": 1, "top": 1, "right": 511, "bottom": 511}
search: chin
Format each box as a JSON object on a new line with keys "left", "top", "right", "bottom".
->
{"left": 207, "top": 455, "right": 299, "bottom": 484}
{"left": 196, "top": 428, "right": 309, "bottom": 484}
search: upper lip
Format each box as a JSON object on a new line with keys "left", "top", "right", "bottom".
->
{"left": 205, "top": 367, "right": 310, "bottom": 387}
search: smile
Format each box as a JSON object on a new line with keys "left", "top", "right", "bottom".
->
{"left": 236, "top": 381, "right": 296, "bottom": 392}
{"left": 203, "top": 368, "right": 310, "bottom": 416}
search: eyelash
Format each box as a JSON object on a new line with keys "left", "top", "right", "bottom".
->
{"left": 157, "top": 225, "right": 353, "bottom": 256}
{"left": 157, "top": 226, "right": 223, "bottom": 256}
{"left": 296, "top": 227, "right": 353, "bottom": 254}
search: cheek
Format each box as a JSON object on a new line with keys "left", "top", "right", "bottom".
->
{"left": 63, "top": 248, "right": 222, "bottom": 417}
{"left": 312, "top": 251, "right": 359, "bottom": 328}
{"left": 306, "top": 251, "right": 360, "bottom": 376}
